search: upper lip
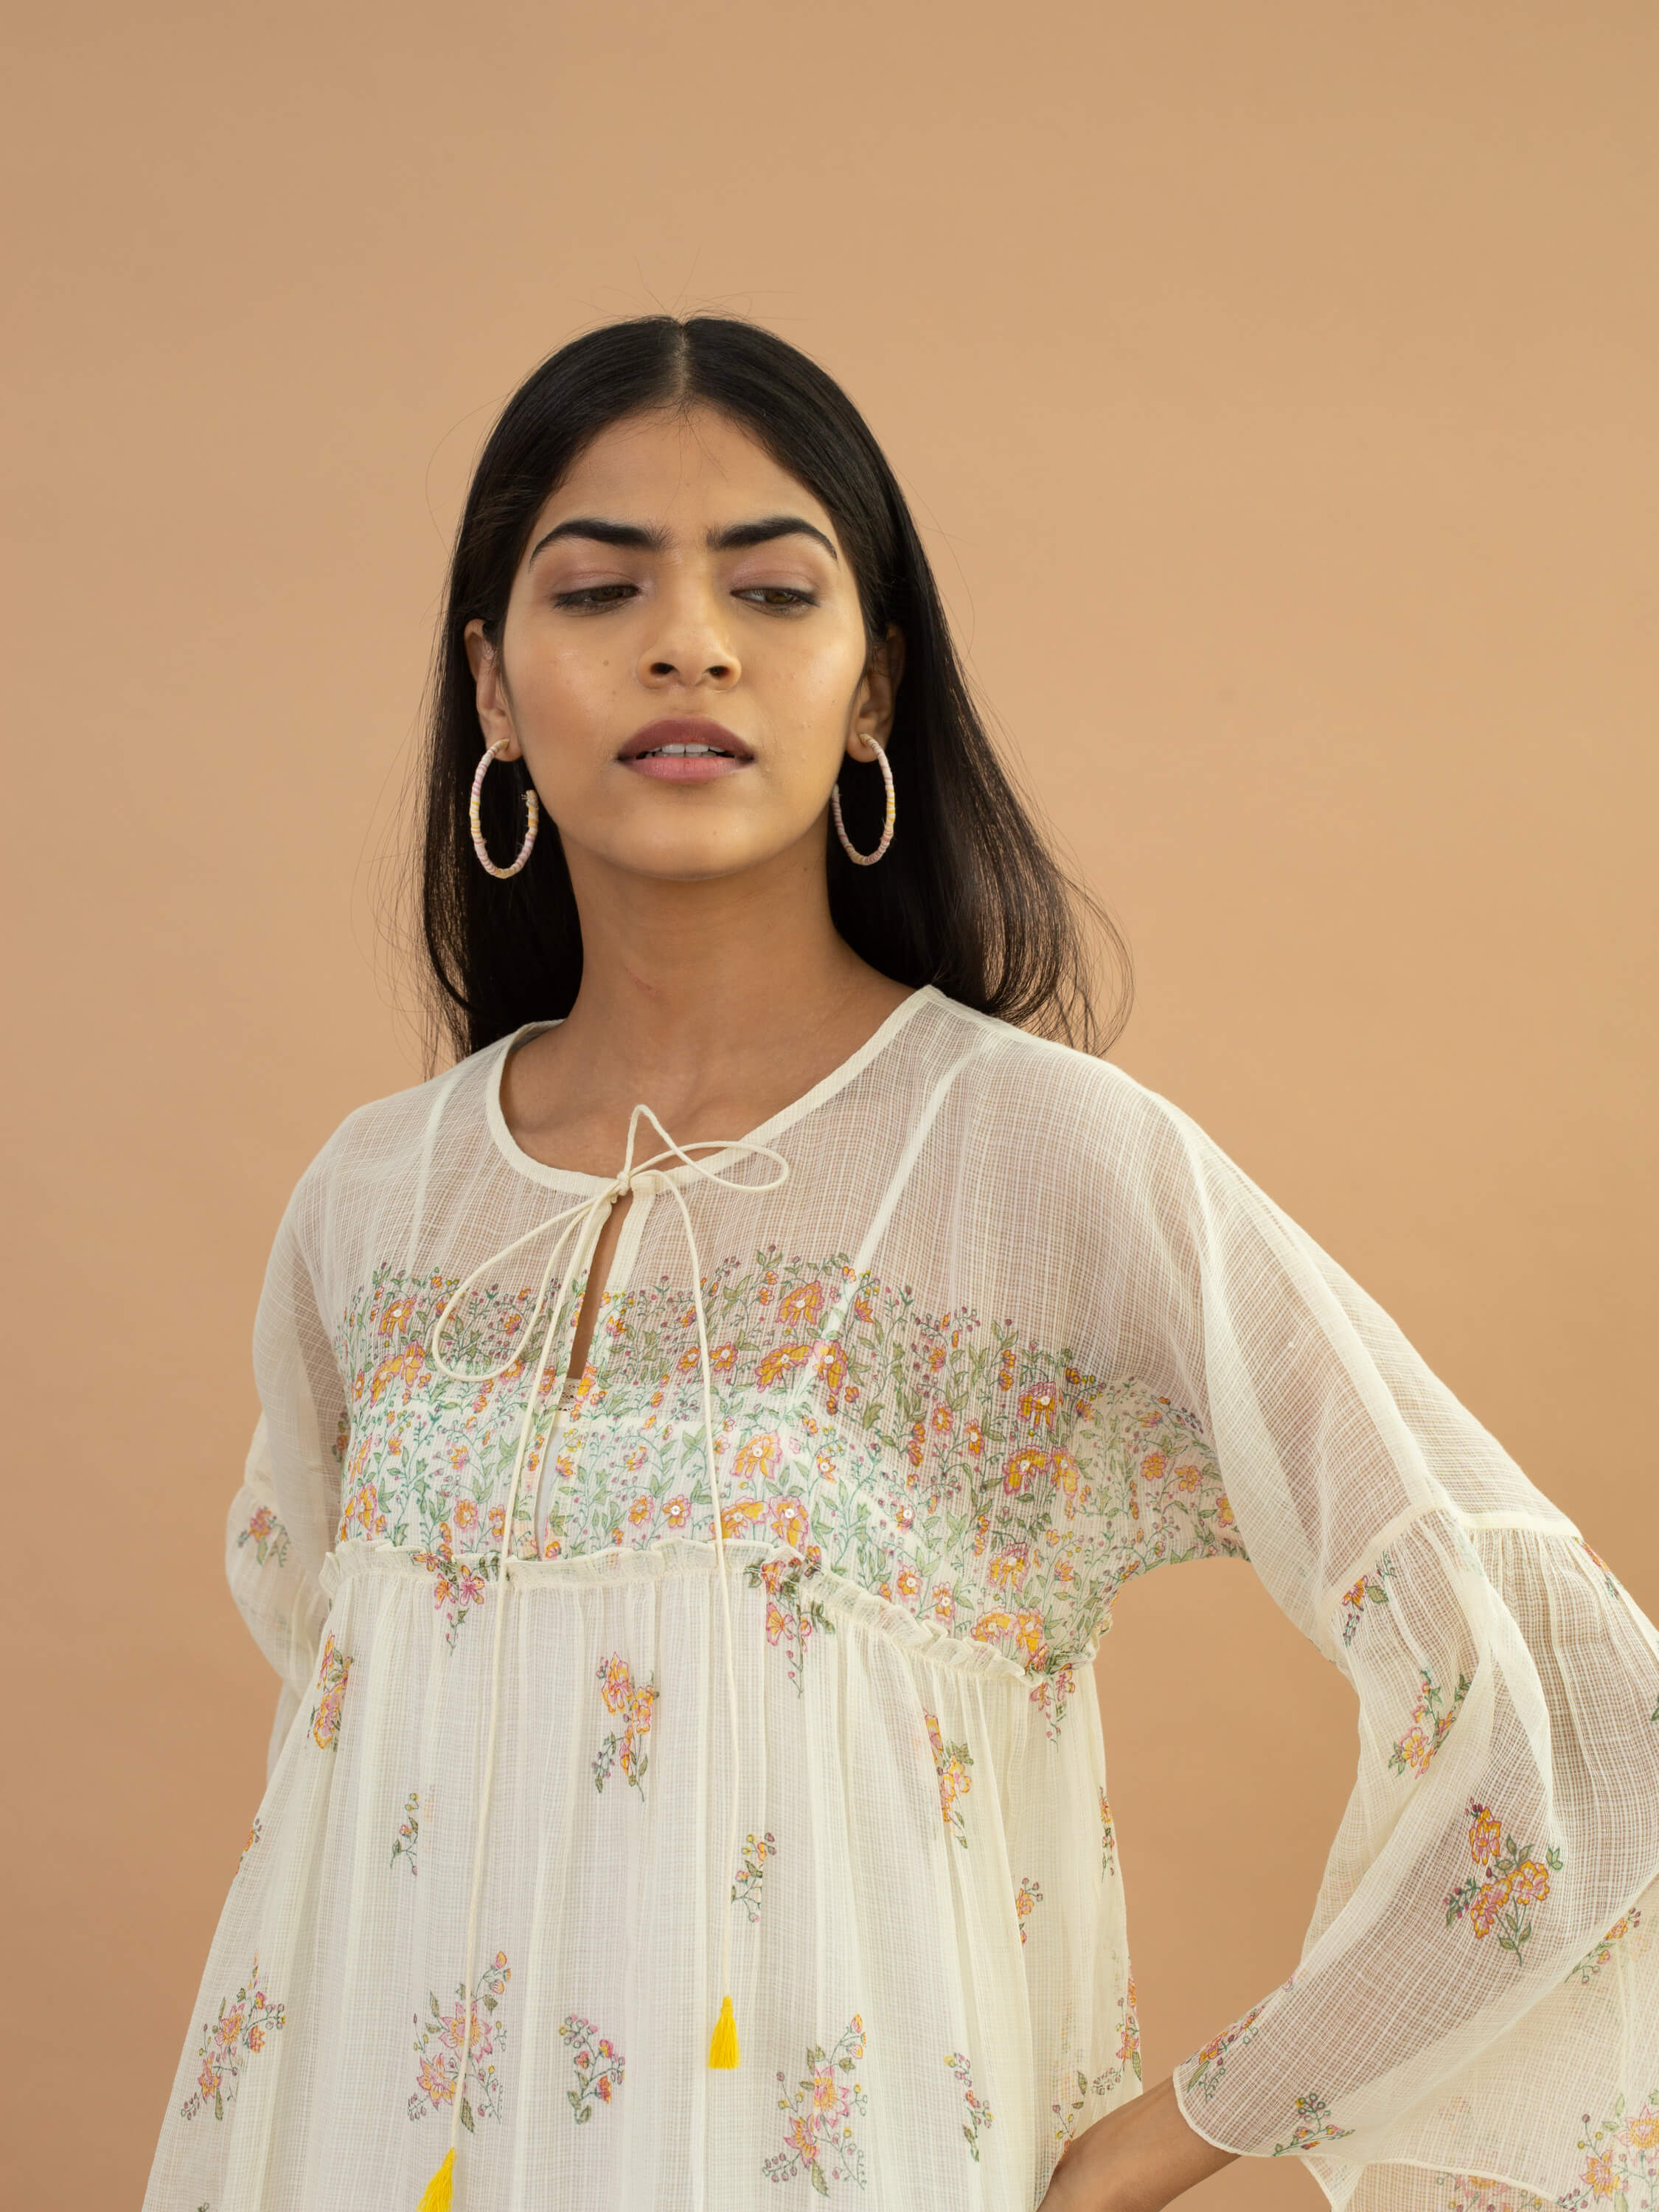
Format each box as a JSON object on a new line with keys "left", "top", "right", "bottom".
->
{"left": 618, "top": 717, "right": 754, "bottom": 762}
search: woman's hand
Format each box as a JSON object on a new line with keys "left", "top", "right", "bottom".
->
{"left": 1037, "top": 2077, "right": 1236, "bottom": 2212}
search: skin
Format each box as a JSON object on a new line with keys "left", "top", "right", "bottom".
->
{"left": 465, "top": 402, "right": 1236, "bottom": 2211}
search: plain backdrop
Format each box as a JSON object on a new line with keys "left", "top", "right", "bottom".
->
{"left": 2, "top": 4, "right": 1655, "bottom": 2205}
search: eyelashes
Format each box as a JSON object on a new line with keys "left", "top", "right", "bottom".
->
{"left": 550, "top": 584, "right": 819, "bottom": 614}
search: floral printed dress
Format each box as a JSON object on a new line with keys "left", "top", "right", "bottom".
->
{"left": 145, "top": 987, "right": 1659, "bottom": 2212}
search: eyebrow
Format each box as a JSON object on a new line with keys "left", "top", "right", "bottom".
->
{"left": 526, "top": 513, "right": 838, "bottom": 566}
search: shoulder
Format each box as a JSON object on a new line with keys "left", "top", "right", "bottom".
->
{"left": 921, "top": 992, "right": 1203, "bottom": 1165}
{"left": 281, "top": 1038, "right": 507, "bottom": 1244}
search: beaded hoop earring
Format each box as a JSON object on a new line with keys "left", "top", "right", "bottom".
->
{"left": 830, "top": 737, "right": 896, "bottom": 866}
{"left": 469, "top": 738, "right": 540, "bottom": 879}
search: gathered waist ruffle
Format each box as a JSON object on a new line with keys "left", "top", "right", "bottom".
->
{"left": 319, "top": 1535, "right": 1090, "bottom": 1685}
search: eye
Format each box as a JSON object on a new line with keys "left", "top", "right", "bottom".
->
{"left": 553, "top": 583, "right": 639, "bottom": 611}
{"left": 734, "top": 586, "right": 818, "bottom": 612}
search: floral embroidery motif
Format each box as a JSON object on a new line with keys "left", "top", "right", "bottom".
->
{"left": 764, "top": 2014, "right": 869, "bottom": 2194}
{"left": 1015, "top": 1876, "right": 1044, "bottom": 1944}
{"left": 1444, "top": 1801, "right": 1564, "bottom": 1965}
{"left": 1050, "top": 1986, "right": 1140, "bottom": 2140}
{"left": 237, "top": 1504, "right": 289, "bottom": 1568}
{"left": 558, "top": 2014, "right": 625, "bottom": 2122}
{"left": 925, "top": 1713, "right": 973, "bottom": 1847}
{"left": 1183, "top": 1997, "right": 1270, "bottom": 2103}
{"left": 1388, "top": 1668, "right": 1472, "bottom": 1777}
{"left": 1029, "top": 1662, "right": 1077, "bottom": 1745}
{"left": 1337, "top": 1553, "right": 1396, "bottom": 1645}
{"left": 310, "top": 1634, "right": 352, "bottom": 1750}
{"left": 733, "top": 1830, "right": 778, "bottom": 1922}
{"left": 745, "top": 1554, "right": 834, "bottom": 1693}
{"left": 1555, "top": 2092, "right": 1659, "bottom": 2208}
{"left": 179, "top": 1956, "right": 285, "bottom": 2121}
{"left": 1099, "top": 1790, "right": 1116, "bottom": 1878}
{"left": 392, "top": 1789, "right": 422, "bottom": 1877}
{"left": 1272, "top": 2091, "right": 1354, "bottom": 2156}
{"left": 1438, "top": 2182, "right": 1554, "bottom": 2212}
{"left": 408, "top": 1951, "right": 511, "bottom": 2131}
{"left": 593, "top": 1655, "right": 657, "bottom": 1798}
{"left": 237, "top": 1818, "right": 262, "bottom": 1875}
{"left": 1572, "top": 1908, "right": 1644, "bottom": 1985}
{"left": 945, "top": 2051, "right": 995, "bottom": 2160}
{"left": 410, "top": 1526, "right": 494, "bottom": 1649}
{"left": 330, "top": 1256, "right": 1239, "bottom": 1673}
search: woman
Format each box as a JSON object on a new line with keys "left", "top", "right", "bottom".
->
{"left": 146, "top": 316, "right": 1659, "bottom": 2212}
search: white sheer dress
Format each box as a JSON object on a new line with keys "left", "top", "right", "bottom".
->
{"left": 144, "top": 986, "right": 1659, "bottom": 2211}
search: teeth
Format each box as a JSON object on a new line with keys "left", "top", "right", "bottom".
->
{"left": 645, "top": 743, "right": 726, "bottom": 757}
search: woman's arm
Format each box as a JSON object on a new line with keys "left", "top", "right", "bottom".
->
{"left": 1039, "top": 2079, "right": 1236, "bottom": 2211}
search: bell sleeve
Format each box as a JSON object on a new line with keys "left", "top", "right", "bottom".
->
{"left": 1098, "top": 1082, "right": 1659, "bottom": 2208}
{"left": 225, "top": 1192, "right": 346, "bottom": 1780}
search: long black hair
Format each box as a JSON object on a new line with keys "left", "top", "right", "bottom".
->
{"left": 419, "top": 315, "right": 1129, "bottom": 1060}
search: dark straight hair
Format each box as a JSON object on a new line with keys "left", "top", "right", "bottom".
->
{"left": 418, "top": 315, "right": 1129, "bottom": 1061}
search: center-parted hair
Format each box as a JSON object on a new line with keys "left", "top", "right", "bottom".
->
{"left": 419, "top": 314, "right": 1128, "bottom": 1060}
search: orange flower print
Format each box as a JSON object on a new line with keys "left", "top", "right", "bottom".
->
{"left": 771, "top": 1495, "right": 810, "bottom": 1553}
{"left": 1020, "top": 1379, "right": 1060, "bottom": 1427}
{"left": 369, "top": 1343, "right": 426, "bottom": 1405}
{"left": 778, "top": 1281, "right": 824, "bottom": 1326}
{"left": 664, "top": 1494, "right": 691, "bottom": 1529}
{"left": 179, "top": 1955, "right": 285, "bottom": 2121}
{"left": 413, "top": 1529, "right": 490, "bottom": 1648}
{"left": 1027, "top": 1662, "right": 1077, "bottom": 1745}
{"left": 1117, "top": 1977, "right": 1141, "bottom": 2078}
{"left": 1388, "top": 1668, "right": 1471, "bottom": 1778}
{"left": 1445, "top": 1799, "right": 1563, "bottom": 1964}
{"left": 558, "top": 2013, "right": 625, "bottom": 2123}
{"left": 379, "top": 1293, "right": 418, "bottom": 1337}
{"left": 997, "top": 1346, "right": 1018, "bottom": 1392}
{"left": 964, "top": 1419, "right": 984, "bottom": 1457}
{"left": 309, "top": 1635, "right": 352, "bottom": 1750}
{"left": 237, "top": 1817, "right": 262, "bottom": 1876}
{"left": 762, "top": 2017, "right": 868, "bottom": 2190}
{"left": 1048, "top": 1450, "right": 1088, "bottom": 1518}
{"left": 756, "top": 1344, "right": 812, "bottom": 1388}
{"left": 931, "top": 1402, "right": 954, "bottom": 1436}
{"left": 894, "top": 1564, "right": 921, "bottom": 1602}
{"left": 926, "top": 1711, "right": 975, "bottom": 1847}
{"left": 989, "top": 1542, "right": 1029, "bottom": 1590}
{"left": 931, "top": 1587, "right": 956, "bottom": 1624}
{"left": 408, "top": 1952, "right": 511, "bottom": 2132}
{"left": 237, "top": 1503, "right": 290, "bottom": 1568}
{"left": 1002, "top": 1447, "right": 1048, "bottom": 1496}
{"left": 451, "top": 1495, "right": 481, "bottom": 1542}
{"left": 813, "top": 1341, "right": 848, "bottom": 1399}
{"left": 1015, "top": 1875, "right": 1044, "bottom": 1944}
{"left": 1273, "top": 2092, "right": 1354, "bottom": 2155}
{"left": 1050, "top": 1986, "right": 1141, "bottom": 2140}
{"left": 734, "top": 1431, "right": 782, "bottom": 1484}
{"left": 971, "top": 1608, "right": 1013, "bottom": 1646}
{"left": 592, "top": 1655, "right": 657, "bottom": 1798}
{"left": 627, "top": 1493, "right": 654, "bottom": 1527}
{"left": 1551, "top": 2093, "right": 1659, "bottom": 2210}
{"left": 1337, "top": 1553, "right": 1396, "bottom": 1645}
{"left": 1099, "top": 1789, "right": 1116, "bottom": 1877}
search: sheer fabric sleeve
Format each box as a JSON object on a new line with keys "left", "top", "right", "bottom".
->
{"left": 225, "top": 1194, "right": 345, "bottom": 1781}
{"left": 1093, "top": 1083, "right": 1659, "bottom": 2206}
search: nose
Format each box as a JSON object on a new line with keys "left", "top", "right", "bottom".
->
{"left": 636, "top": 577, "right": 740, "bottom": 691}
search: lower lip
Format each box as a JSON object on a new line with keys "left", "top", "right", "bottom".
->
{"left": 621, "top": 753, "right": 750, "bottom": 782}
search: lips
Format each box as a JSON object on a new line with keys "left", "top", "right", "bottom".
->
{"left": 618, "top": 717, "right": 754, "bottom": 784}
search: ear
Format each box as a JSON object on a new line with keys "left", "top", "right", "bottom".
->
{"left": 847, "top": 625, "right": 905, "bottom": 761}
{"left": 463, "top": 619, "right": 521, "bottom": 760}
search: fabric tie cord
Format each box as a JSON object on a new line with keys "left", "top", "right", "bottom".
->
{"left": 416, "top": 1104, "right": 790, "bottom": 2211}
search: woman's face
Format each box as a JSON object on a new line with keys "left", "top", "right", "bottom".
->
{"left": 465, "top": 404, "right": 902, "bottom": 886}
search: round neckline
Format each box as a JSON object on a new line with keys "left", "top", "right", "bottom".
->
{"left": 483, "top": 983, "right": 942, "bottom": 1193}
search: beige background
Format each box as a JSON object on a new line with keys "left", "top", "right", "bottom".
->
{"left": 4, "top": 4, "right": 1655, "bottom": 2204}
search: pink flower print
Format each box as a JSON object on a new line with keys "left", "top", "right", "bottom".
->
{"left": 408, "top": 1952, "right": 511, "bottom": 2132}
{"left": 1019, "top": 1379, "right": 1060, "bottom": 1428}
{"left": 756, "top": 1344, "right": 812, "bottom": 1388}
{"left": 1099, "top": 1789, "right": 1116, "bottom": 1877}
{"left": 592, "top": 1655, "right": 657, "bottom": 1798}
{"left": 964, "top": 1420, "right": 984, "bottom": 1458}
{"left": 179, "top": 1956, "right": 285, "bottom": 2121}
{"left": 451, "top": 1495, "right": 480, "bottom": 1542}
{"left": 1002, "top": 1448, "right": 1048, "bottom": 1496}
{"left": 894, "top": 1565, "right": 920, "bottom": 1603}
{"left": 237, "top": 1504, "right": 291, "bottom": 1568}
{"left": 1048, "top": 1450, "right": 1088, "bottom": 1518}
{"left": 1444, "top": 1800, "right": 1564, "bottom": 1964}
{"left": 762, "top": 2016, "right": 869, "bottom": 2191}
{"left": 732, "top": 1432, "right": 782, "bottom": 1484}
{"left": 1388, "top": 1668, "right": 1470, "bottom": 1778}
{"left": 309, "top": 1635, "right": 352, "bottom": 1750}
{"left": 558, "top": 2013, "right": 625, "bottom": 2122}
{"left": 664, "top": 1494, "right": 691, "bottom": 1528}
{"left": 731, "top": 1829, "right": 777, "bottom": 1922}
{"left": 945, "top": 2049, "right": 996, "bottom": 2160}
{"left": 745, "top": 1554, "right": 833, "bottom": 1694}
{"left": 931, "top": 1402, "right": 954, "bottom": 1436}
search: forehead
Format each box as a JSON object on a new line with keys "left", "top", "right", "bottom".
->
{"left": 535, "top": 404, "right": 838, "bottom": 540}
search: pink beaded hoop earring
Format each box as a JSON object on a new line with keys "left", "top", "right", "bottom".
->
{"left": 469, "top": 739, "right": 540, "bottom": 879}
{"left": 830, "top": 737, "right": 896, "bottom": 866}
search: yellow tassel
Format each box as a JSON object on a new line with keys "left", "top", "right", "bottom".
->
{"left": 417, "top": 2148, "right": 455, "bottom": 2211}
{"left": 707, "top": 1992, "right": 740, "bottom": 2070}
